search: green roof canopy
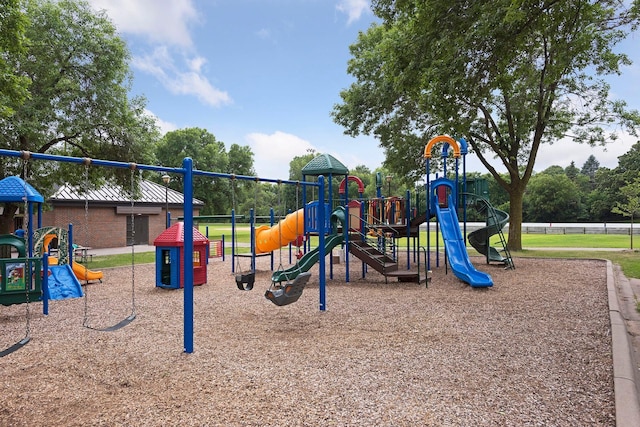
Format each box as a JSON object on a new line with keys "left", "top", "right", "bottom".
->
{"left": 301, "top": 154, "right": 348, "bottom": 176}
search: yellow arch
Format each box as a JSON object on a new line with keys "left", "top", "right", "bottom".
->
{"left": 423, "top": 135, "right": 460, "bottom": 159}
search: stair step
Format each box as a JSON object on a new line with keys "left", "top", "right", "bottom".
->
{"left": 384, "top": 270, "right": 428, "bottom": 284}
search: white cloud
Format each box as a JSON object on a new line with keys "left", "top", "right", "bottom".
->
{"left": 245, "top": 131, "right": 316, "bottom": 179}
{"left": 132, "top": 47, "right": 231, "bottom": 107}
{"left": 336, "top": 0, "right": 370, "bottom": 25}
{"left": 464, "top": 131, "right": 639, "bottom": 174}
{"left": 145, "top": 109, "right": 177, "bottom": 135}
{"left": 89, "top": 0, "right": 230, "bottom": 108}
{"left": 534, "top": 132, "right": 638, "bottom": 171}
{"left": 88, "top": 0, "right": 199, "bottom": 47}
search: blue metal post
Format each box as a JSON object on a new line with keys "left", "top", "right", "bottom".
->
{"left": 318, "top": 176, "right": 326, "bottom": 311}
{"left": 250, "top": 208, "right": 256, "bottom": 271}
{"left": 42, "top": 254, "right": 49, "bottom": 315}
{"left": 426, "top": 161, "right": 431, "bottom": 271}
{"left": 183, "top": 157, "right": 194, "bottom": 354}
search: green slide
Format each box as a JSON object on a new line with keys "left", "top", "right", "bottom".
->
{"left": 467, "top": 198, "right": 509, "bottom": 263}
{"left": 271, "top": 207, "right": 346, "bottom": 283}
{"left": 271, "top": 233, "right": 343, "bottom": 283}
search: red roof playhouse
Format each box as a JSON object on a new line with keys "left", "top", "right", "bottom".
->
{"left": 153, "top": 222, "right": 209, "bottom": 289}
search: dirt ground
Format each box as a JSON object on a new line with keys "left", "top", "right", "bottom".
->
{"left": 0, "top": 255, "right": 616, "bottom": 426}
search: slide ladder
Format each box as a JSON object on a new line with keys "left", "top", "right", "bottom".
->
{"left": 467, "top": 195, "right": 514, "bottom": 269}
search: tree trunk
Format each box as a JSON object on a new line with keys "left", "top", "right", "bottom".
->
{"left": 508, "top": 190, "right": 524, "bottom": 251}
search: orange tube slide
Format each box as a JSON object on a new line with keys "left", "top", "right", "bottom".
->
{"left": 255, "top": 208, "right": 305, "bottom": 254}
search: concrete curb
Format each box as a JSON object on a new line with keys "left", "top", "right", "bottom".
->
{"left": 607, "top": 260, "right": 640, "bottom": 427}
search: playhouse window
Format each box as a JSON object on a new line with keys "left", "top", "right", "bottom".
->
{"left": 193, "top": 251, "right": 201, "bottom": 267}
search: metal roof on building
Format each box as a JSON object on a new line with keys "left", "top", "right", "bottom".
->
{"left": 301, "top": 153, "right": 349, "bottom": 176}
{"left": 49, "top": 179, "right": 203, "bottom": 205}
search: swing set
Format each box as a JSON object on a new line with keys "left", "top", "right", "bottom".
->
{"left": 264, "top": 181, "right": 309, "bottom": 306}
{"left": 80, "top": 160, "right": 137, "bottom": 332}
{"left": 231, "top": 178, "right": 313, "bottom": 306}
{"left": 0, "top": 149, "right": 328, "bottom": 354}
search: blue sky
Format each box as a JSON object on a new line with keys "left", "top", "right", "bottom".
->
{"left": 87, "top": 0, "right": 640, "bottom": 179}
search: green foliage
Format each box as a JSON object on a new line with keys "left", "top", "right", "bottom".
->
{"left": 156, "top": 127, "right": 237, "bottom": 216}
{"left": 0, "top": 0, "right": 159, "bottom": 234}
{"left": 334, "top": 0, "right": 640, "bottom": 250}
{"left": 612, "top": 178, "right": 640, "bottom": 249}
{"left": 612, "top": 179, "right": 640, "bottom": 219}
{"left": 524, "top": 173, "right": 582, "bottom": 222}
{"left": 227, "top": 144, "right": 255, "bottom": 176}
{"left": 0, "top": 0, "right": 29, "bottom": 118}
{"left": 616, "top": 141, "right": 640, "bottom": 182}
{"left": 581, "top": 155, "right": 600, "bottom": 186}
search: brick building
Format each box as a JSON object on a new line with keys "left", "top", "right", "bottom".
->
{"left": 41, "top": 180, "right": 203, "bottom": 249}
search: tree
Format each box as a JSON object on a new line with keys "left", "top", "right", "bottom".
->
{"left": 350, "top": 165, "right": 376, "bottom": 199}
{"left": 616, "top": 141, "right": 640, "bottom": 181}
{"left": 589, "top": 141, "right": 640, "bottom": 221}
{"left": 0, "top": 0, "right": 159, "bottom": 235}
{"left": 227, "top": 144, "right": 255, "bottom": 177}
{"left": 589, "top": 167, "right": 623, "bottom": 221}
{"left": 581, "top": 154, "right": 600, "bottom": 187}
{"left": 565, "top": 161, "right": 580, "bottom": 181}
{"left": 524, "top": 173, "right": 581, "bottom": 222}
{"left": 0, "top": 0, "right": 29, "bottom": 118}
{"left": 612, "top": 178, "right": 640, "bottom": 249}
{"left": 333, "top": 0, "right": 640, "bottom": 250}
{"left": 155, "top": 128, "right": 231, "bottom": 215}
{"left": 285, "top": 151, "right": 317, "bottom": 211}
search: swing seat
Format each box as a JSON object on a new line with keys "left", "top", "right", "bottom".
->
{"left": 236, "top": 271, "right": 255, "bottom": 291}
{"left": 264, "top": 272, "right": 311, "bottom": 306}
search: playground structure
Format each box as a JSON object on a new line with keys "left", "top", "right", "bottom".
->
{"left": 223, "top": 138, "right": 511, "bottom": 289}
{"left": 466, "top": 195, "right": 514, "bottom": 268}
{"left": 0, "top": 177, "right": 99, "bottom": 308}
{"left": 255, "top": 208, "right": 305, "bottom": 254}
{"left": 424, "top": 135, "right": 513, "bottom": 287}
{"left": 0, "top": 134, "right": 512, "bottom": 354}
{"left": 0, "top": 149, "right": 328, "bottom": 354}
{"left": 33, "top": 226, "right": 103, "bottom": 284}
{"left": 154, "top": 222, "right": 209, "bottom": 289}
{"left": 0, "top": 234, "right": 43, "bottom": 306}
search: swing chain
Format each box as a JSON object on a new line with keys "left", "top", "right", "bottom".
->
{"left": 82, "top": 163, "right": 91, "bottom": 327}
{"left": 21, "top": 156, "right": 31, "bottom": 339}
{"left": 129, "top": 167, "right": 137, "bottom": 317}
{"left": 231, "top": 175, "right": 241, "bottom": 273}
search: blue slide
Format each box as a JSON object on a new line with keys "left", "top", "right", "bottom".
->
{"left": 47, "top": 265, "right": 84, "bottom": 300}
{"left": 434, "top": 195, "right": 493, "bottom": 288}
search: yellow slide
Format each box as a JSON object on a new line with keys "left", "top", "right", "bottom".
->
{"left": 255, "top": 208, "right": 305, "bottom": 254}
{"left": 48, "top": 256, "right": 104, "bottom": 282}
